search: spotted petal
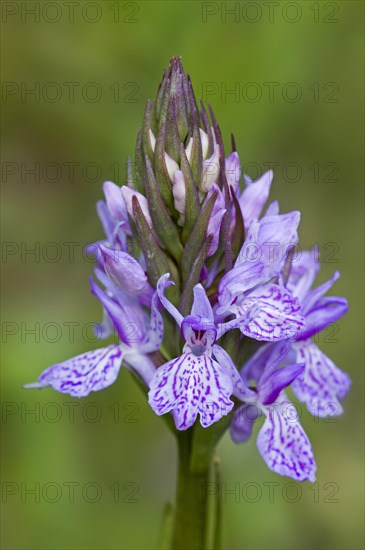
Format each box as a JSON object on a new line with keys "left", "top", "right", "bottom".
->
{"left": 231, "top": 284, "right": 305, "bottom": 341}
{"left": 257, "top": 394, "right": 316, "bottom": 482}
{"left": 292, "top": 341, "right": 351, "bottom": 417}
{"left": 25, "top": 345, "right": 123, "bottom": 398}
{"left": 148, "top": 351, "right": 234, "bottom": 430}
{"left": 213, "top": 344, "right": 254, "bottom": 400}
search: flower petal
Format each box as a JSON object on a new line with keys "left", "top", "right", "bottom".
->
{"left": 96, "top": 200, "right": 115, "bottom": 243}
{"left": 217, "top": 261, "right": 266, "bottom": 309}
{"left": 238, "top": 170, "right": 273, "bottom": 229}
{"left": 240, "top": 343, "right": 276, "bottom": 385}
{"left": 90, "top": 277, "right": 146, "bottom": 345}
{"left": 265, "top": 201, "right": 279, "bottom": 216}
{"left": 124, "top": 351, "right": 157, "bottom": 386}
{"left": 292, "top": 341, "right": 351, "bottom": 416}
{"left": 25, "top": 345, "right": 123, "bottom": 397}
{"left": 182, "top": 317, "right": 216, "bottom": 353}
{"left": 121, "top": 186, "right": 153, "bottom": 228}
{"left": 302, "top": 270, "right": 341, "bottom": 315}
{"left": 213, "top": 344, "right": 255, "bottom": 400}
{"left": 94, "top": 308, "right": 115, "bottom": 340}
{"left": 238, "top": 212, "right": 300, "bottom": 278}
{"left": 191, "top": 284, "right": 214, "bottom": 321}
{"left": 103, "top": 181, "right": 130, "bottom": 231}
{"left": 99, "top": 245, "right": 147, "bottom": 293}
{"left": 230, "top": 403, "right": 261, "bottom": 443}
{"left": 287, "top": 247, "right": 320, "bottom": 302}
{"left": 257, "top": 395, "right": 316, "bottom": 482}
{"left": 232, "top": 284, "right": 305, "bottom": 341}
{"left": 156, "top": 274, "right": 184, "bottom": 326}
{"left": 259, "top": 363, "right": 305, "bottom": 405}
{"left": 298, "top": 296, "right": 348, "bottom": 340}
{"left": 148, "top": 352, "right": 234, "bottom": 430}
{"left": 217, "top": 301, "right": 260, "bottom": 338}
{"left": 140, "top": 290, "right": 164, "bottom": 353}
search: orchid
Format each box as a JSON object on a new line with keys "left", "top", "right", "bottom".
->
{"left": 148, "top": 274, "right": 252, "bottom": 429}
{"left": 287, "top": 249, "right": 351, "bottom": 415}
{"left": 26, "top": 57, "right": 350, "bottom": 550}
{"left": 230, "top": 343, "right": 316, "bottom": 482}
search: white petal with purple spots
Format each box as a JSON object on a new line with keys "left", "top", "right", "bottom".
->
{"left": 231, "top": 284, "right": 305, "bottom": 341}
{"left": 213, "top": 344, "right": 255, "bottom": 400}
{"left": 292, "top": 341, "right": 351, "bottom": 417}
{"left": 148, "top": 349, "right": 234, "bottom": 430}
{"left": 257, "top": 394, "right": 316, "bottom": 482}
{"left": 25, "top": 345, "right": 123, "bottom": 398}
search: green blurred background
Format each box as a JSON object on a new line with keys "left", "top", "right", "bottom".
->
{"left": 1, "top": 1, "right": 364, "bottom": 548}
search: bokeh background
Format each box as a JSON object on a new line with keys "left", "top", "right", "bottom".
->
{"left": 1, "top": 1, "right": 364, "bottom": 549}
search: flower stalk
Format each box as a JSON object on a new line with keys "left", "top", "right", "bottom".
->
{"left": 173, "top": 431, "right": 211, "bottom": 550}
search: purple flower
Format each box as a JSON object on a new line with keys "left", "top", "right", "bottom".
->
{"left": 231, "top": 344, "right": 317, "bottom": 482}
{"left": 217, "top": 262, "right": 305, "bottom": 342}
{"left": 25, "top": 273, "right": 163, "bottom": 397}
{"left": 24, "top": 57, "right": 350, "bottom": 492}
{"left": 216, "top": 203, "right": 305, "bottom": 341}
{"left": 286, "top": 250, "right": 351, "bottom": 416}
{"left": 236, "top": 210, "right": 300, "bottom": 279}
{"left": 239, "top": 250, "right": 351, "bottom": 417}
{"left": 148, "top": 274, "right": 249, "bottom": 430}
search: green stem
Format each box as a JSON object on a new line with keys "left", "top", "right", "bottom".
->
{"left": 172, "top": 432, "right": 212, "bottom": 550}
